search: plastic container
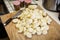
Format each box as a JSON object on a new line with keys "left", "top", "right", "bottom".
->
{"left": 16, "top": 0, "right": 24, "bottom": 7}
{"left": 24, "top": 0, "right": 32, "bottom": 7}
{"left": 13, "top": 1, "right": 20, "bottom": 11}
{"left": 20, "top": 0, "right": 24, "bottom": 7}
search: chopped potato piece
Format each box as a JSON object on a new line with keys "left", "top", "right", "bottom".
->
{"left": 12, "top": 5, "right": 52, "bottom": 38}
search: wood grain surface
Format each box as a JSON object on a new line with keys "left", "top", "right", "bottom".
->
{"left": 0, "top": 12, "right": 60, "bottom": 40}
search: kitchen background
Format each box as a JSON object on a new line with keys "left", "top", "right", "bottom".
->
{"left": 3, "top": 0, "right": 60, "bottom": 25}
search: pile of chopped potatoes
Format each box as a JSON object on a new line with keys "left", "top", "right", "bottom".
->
{"left": 12, "top": 5, "right": 52, "bottom": 38}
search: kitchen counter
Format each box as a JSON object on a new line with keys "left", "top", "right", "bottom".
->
{"left": 0, "top": 12, "right": 60, "bottom": 40}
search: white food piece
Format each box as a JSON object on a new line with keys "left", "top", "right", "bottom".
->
{"left": 40, "top": 19, "right": 47, "bottom": 26}
{"left": 12, "top": 19, "right": 19, "bottom": 23}
{"left": 42, "top": 11, "right": 47, "bottom": 16}
{"left": 25, "top": 24, "right": 30, "bottom": 28}
{"left": 32, "top": 10, "right": 41, "bottom": 19}
{"left": 24, "top": 31, "right": 27, "bottom": 35}
{"left": 31, "top": 14, "right": 36, "bottom": 19}
{"left": 32, "top": 30, "right": 36, "bottom": 34}
{"left": 18, "top": 30, "right": 23, "bottom": 33}
{"left": 44, "top": 25, "right": 49, "bottom": 30}
{"left": 41, "top": 22, "right": 47, "bottom": 26}
{"left": 25, "top": 8, "right": 30, "bottom": 12}
{"left": 41, "top": 26, "right": 46, "bottom": 31}
{"left": 45, "top": 16, "right": 52, "bottom": 24}
{"left": 28, "top": 28, "right": 33, "bottom": 33}
{"left": 39, "top": 10, "right": 43, "bottom": 15}
{"left": 41, "top": 25, "right": 49, "bottom": 31}
{"left": 33, "top": 19, "right": 40, "bottom": 27}
{"left": 26, "top": 33, "right": 32, "bottom": 38}
{"left": 26, "top": 19, "right": 32, "bottom": 25}
{"left": 33, "top": 23, "right": 39, "bottom": 28}
{"left": 23, "top": 27, "right": 27, "bottom": 32}
{"left": 24, "top": 32, "right": 32, "bottom": 38}
{"left": 20, "top": 7, "right": 25, "bottom": 10}
{"left": 47, "top": 18, "right": 52, "bottom": 24}
{"left": 17, "top": 20, "right": 21, "bottom": 24}
{"left": 36, "top": 27, "right": 41, "bottom": 32}
{"left": 42, "top": 30, "right": 48, "bottom": 35}
{"left": 18, "top": 27, "right": 24, "bottom": 33}
{"left": 37, "top": 31, "right": 42, "bottom": 35}
{"left": 16, "top": 24, "right": 21, "bottom": 28}
{"left": 28, "top": 5, "right": 37, "bottom": 9}
{"left": 36, "top": 27, "right": 42, "bottom": 35}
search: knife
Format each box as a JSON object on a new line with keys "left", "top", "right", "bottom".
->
{"left": 4, "top": 8, "right": 24, "bottom": 26}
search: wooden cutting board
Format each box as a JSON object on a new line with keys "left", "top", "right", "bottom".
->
{"left": 0, "top": 12, "right": 60, "bottom": 40}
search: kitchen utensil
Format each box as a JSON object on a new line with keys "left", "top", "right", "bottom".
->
{"left": 13, "top": 1, "right": 20, "bottom": 11}
{"left": 4, "top": 8, "right": 24, "bottom": 26}
{"left": 43, "top": 0, "right": 60, "bottom": 20}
